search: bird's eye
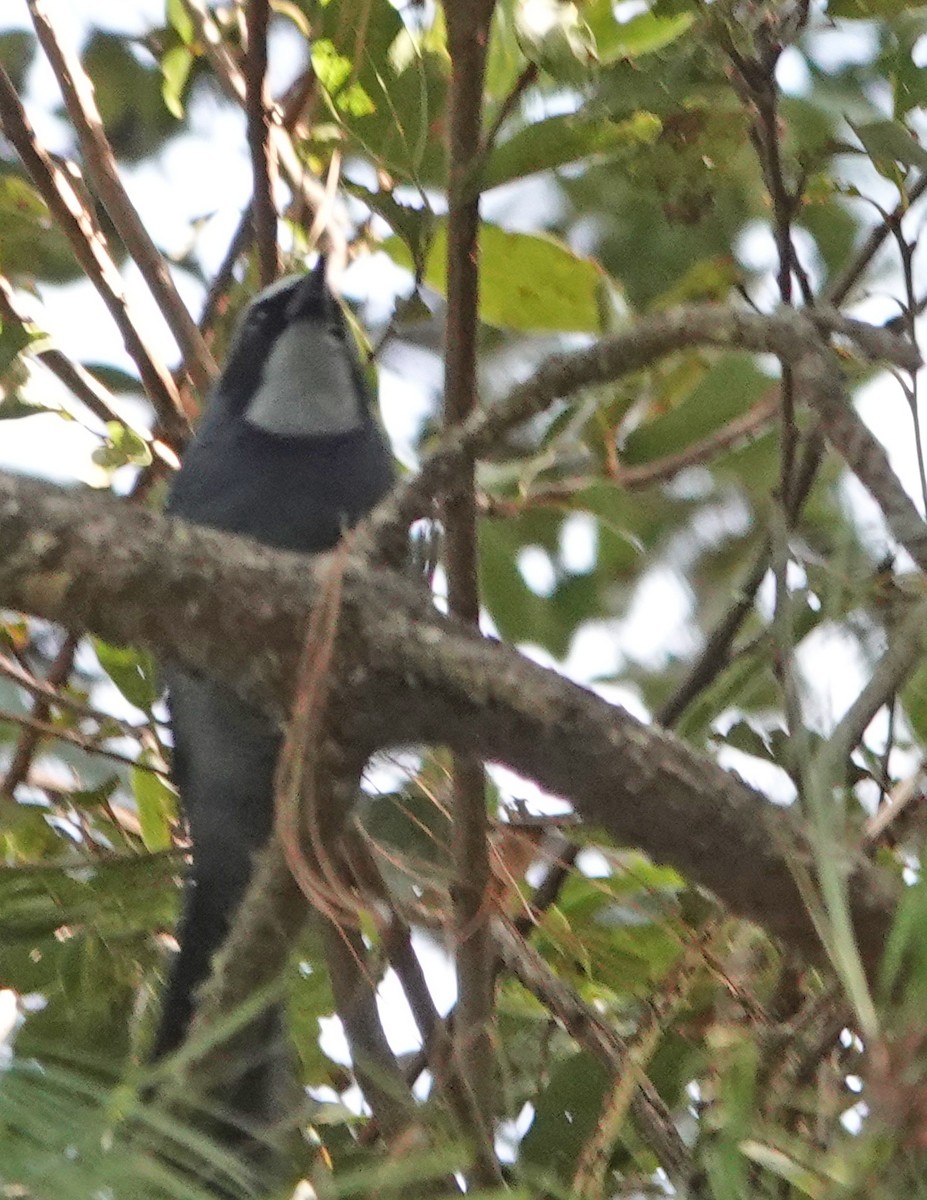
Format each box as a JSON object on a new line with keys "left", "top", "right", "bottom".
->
{"left": 327, "top": 322, "right": 345, "bottom": 340}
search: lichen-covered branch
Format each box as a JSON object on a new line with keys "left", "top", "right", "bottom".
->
{"left": 0, "top": 470, "right": 898, "bottom": 980}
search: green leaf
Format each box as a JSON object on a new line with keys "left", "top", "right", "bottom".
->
{"left": 717, "top": 718, "right": 774, "bottom": 762}
{"left": 0, "top": 315, "right": 38, "bottom": 375}
{"left": 850, "top": 118, "right": 927, "bottom": 173}
{"left": 81, "top": 30, "right": 181, "bottom": 162}
{"left": 81, "top": 362, "right": 143, "bottom": 394}
{"left": 271, "top": 0, "right": 312, "bottom": 38}
{"left": 91, "top": 422, "right": 153, "bottom": 470}
{"left": 386, "top": 222, "right": 606, "bottom": 332}
{"left": 622, "top": 354, "right": 771, "bottom": 466}
{"left": 483, "top": 111, "right": 661, "bottom": 192}
{"left": 313, "top": 39, "right": 375, "bottom": 116}
{"left": 0, "top": 174, "right": 79, "bottom": 283}
{"left": 69, "top": 776, "right": 120, "bottom": 809}
{"left": 739, "top": 1140, "right": 832, "bottom": 1197}
{"left": 828, "top": 0, "right": 927, "bottom": 15}
{"left": 588, "top": 6, "right": 696, "bottom": 61}
{"left": 879, "top": 839, "right": 927, "bottom": 1018}
{"left": 132, "top": 762, "right": 176, "bottom": 852}
{"left": 515, "top": 0, "right": 598, "bottom": 84}
{"left": 519, "top": 1050, "right": 611, "bottom": 1179}
{"left": 92, "top": 639, "right": 159, "bottom": 714}
{"left": 0, "top": 30, "right": 37, "bottom": 94}
{"left": 0, "top": 394, "right": 53, "bottom": 420}
{"left": 160, "top": 44, "right": 193, "bottom": 120}
{"left": 166, "top": 0, "right": 194, "bottom": 43}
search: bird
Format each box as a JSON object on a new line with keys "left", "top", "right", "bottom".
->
{"left": 150, "top": 257, "right": 395, "bottom": 1149}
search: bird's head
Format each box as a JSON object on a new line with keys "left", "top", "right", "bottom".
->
{"left": 217, "top": 257, "right": 372, "bottom": 439}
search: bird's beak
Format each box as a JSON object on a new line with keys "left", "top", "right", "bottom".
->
{"left": 285, "top": 254, "right": 328, "bottom": 322}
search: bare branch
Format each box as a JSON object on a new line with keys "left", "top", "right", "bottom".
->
{"left": 0, "top": 276, "right": 178, "bottom": 471}
{"left": 817, "top": 598, "right": 927, "bottom": 780}
{"left": 1, "top": 632, "right": 77, "bottom": 798}
{"left": 182, "top": 0, "right": 348, "bottom": 270}
{"left": 441, "top": 0, "right": 499, "bottom": 1162}
{"left": 243, "top": 0, "right": 279, "bottom": 286}
{"left": 196, "top": 72, "right": 322, "bottom": 341}
{"left": 656, "top": 431, "right": 823, "bottom": 728}
{"left": 320, "top": 915, "right": 419, "bottom": 1139}
{"left": 0, "top": 64, "right": 188, "bottom": 444}
{"left": 26, "top": 0, "right": 217, "bottom": 396}
{"left": 825, "top": 174, "right": 927, "bottom": 307}
{"left": 494, "top": 919, "right": 691, "bottom": 1184}
{"left": 795, "top": 346, "right": 927, "bottom": 572}
{"left": 0, "top": 705, "right": 165, "bottom": 779}
{"left": 361, "top": 304, "right": 919, "bottom": 562}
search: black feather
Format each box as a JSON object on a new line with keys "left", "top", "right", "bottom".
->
{"left": 151, "top": 267, "right": 394, "bottom": 1156}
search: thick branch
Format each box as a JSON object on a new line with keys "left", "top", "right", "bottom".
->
{"left": 0, "top": 471, "right": 898, "bottom": 978}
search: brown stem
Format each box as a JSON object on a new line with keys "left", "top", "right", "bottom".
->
{"left": 26, "top": 0, "right": 217, "bottom": 397}
{"left": 244, "top": 0, "right": 280, "bottom": 286}
{"left": 441, "top": 1, "right": 500, "bottom": 1177}
{"left": 1, "top": 633, "right": 78, "bottom": 798}
{"left": 0, "top": 64, "right": 188, "bottom": 444}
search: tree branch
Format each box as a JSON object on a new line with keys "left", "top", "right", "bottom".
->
{"left": 0, "top": 276, "right": 178, "bottom": 471}
{"left": 243, "top": 0, "right": 279, "bottom": 286}
{"left": 361, "top": 303, "right": 919, "bottom": 562}
{"left": 0, "top": 64, "right": 189, "bottom": 444}
{"left": 182, "top": 0, "right": 348, "bottom": 270}
{"left": 26, "top": 0, "right": 217, "bottom": 396}
{"left": 441, "top": 0, "right": 499, "bottom": 1166}
{"left": 0, "top": 470, "right": 898, "bottom": 980}
{"left": 494, "top": 918, "right": 691, "bottom": 1185}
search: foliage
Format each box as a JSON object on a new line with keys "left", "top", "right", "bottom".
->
{"left": 1, "top": 0, "right": 927, "bottom": 1197}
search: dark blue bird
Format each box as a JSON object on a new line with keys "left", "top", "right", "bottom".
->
{"left": 152, "top": 259, "right": 394, "bottom": 1137}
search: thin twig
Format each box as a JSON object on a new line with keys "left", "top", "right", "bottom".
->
{"left": 825, "top": 174, "right": 927, "bottom": 307}
{"left": 320, "top": 915, "right": 419, "bottom": 1139}
{"left": 27, "top": 0, "right": 217, "bottom": 396}
{"left": 0, "top": 845, "right": 178, "bottom": 876}
{"left": 196, "top": 70, "right": 321, "bottom": 343}
{"left": 480, "top": 62, "right": 538, "bottom": 163}
{"left": 344, "top": 830, "right": 501, "bottom": 1168}
{"left": 0, "top": 651, "right": 143, "bottom": 731}
{"left": 197, "top": 205, "right": 254, "bottom": 337}
{"left": 816, "top": 598, "right": 927, "bottom": 779}
{"left": 358, "top": 304, "right": 918, "bottom": 564}
{"left": 0, "top": 63, "right": 188, "bottom": 444}
{"left": 182, "top": 0, "right": 348, "bottom": 269}
{"left": 494, "top": 918, "right": 691, "bottom": 1185}
{"left": 0, "top": 277, "right": 177, "bottom": 471}
{"left": 0, "top": 706, "right": 167, "bottom": 779}
{"left": 1, "top": 633, "right": 77, "bottom": 797}
{"left": 244, "top": 0, "right": 279, "bottom": 286}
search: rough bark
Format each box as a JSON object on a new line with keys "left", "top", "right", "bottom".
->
{"left": 0, "top": 470, "right": 898, "bottom": 978}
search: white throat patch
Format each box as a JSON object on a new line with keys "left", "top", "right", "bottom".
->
{"left": 244, "top": 320, "right": 364, "bottom": 438}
